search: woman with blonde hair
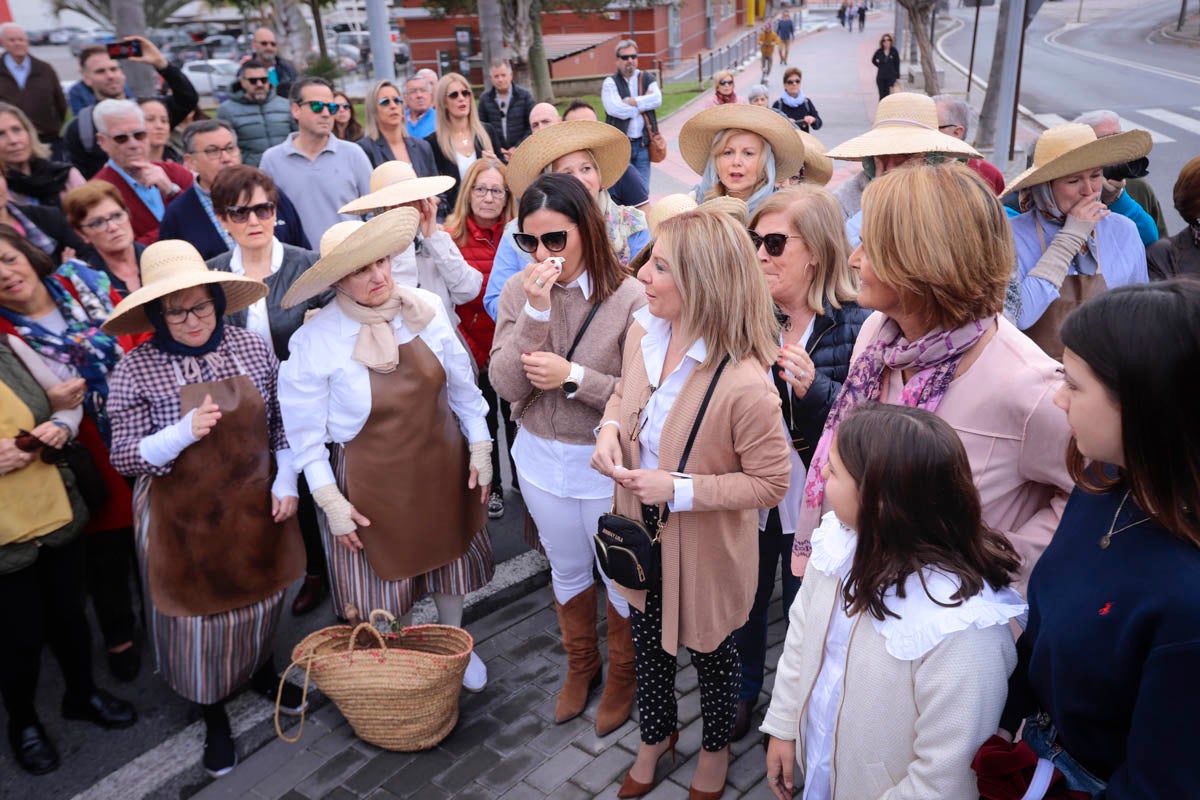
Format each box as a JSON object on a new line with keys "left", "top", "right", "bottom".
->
{"left": 0, "top": 102, "right": 85, "bottom": 209}
{"left": 425, "top": 73, "right": 498, "bottom": 214}
{"left": 706, "top": 69, "right": 739, "bottom": 106}
{"left": 356, "top": 79, "right": 437, "bottom": 175}
{"left": 729, "top": 184, "right": 870, "bottom": 740}
{"left": 592, "top": 208, "right": 791, "bottom": 798}
{"left": 792, "top": 162, "right": 1073, "bottom": 591}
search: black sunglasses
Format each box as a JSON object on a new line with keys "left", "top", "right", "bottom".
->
{"left": 446, "top": 88, "right": 472, "bottom": 100}
{"left": 109, "top": 130, "right": 148, "bottom": 144}
{"left": 749, "top": 230, "right": 804, "bottom": 257}
{"left": 245, "top": 76, "right": 269, "bottom": 85}
{"left": 223, "top": 201, "right": 276, "bottom": 223}
{"left": 513, "top": 227, "right": 577, "bottom": 254}
{"left": 618, "top": 53, "right": 638, "bottom": 60}
{"left": 718, "top": 79, "right": 734, "bottom": 86}
{"left": 786, "top": 78, "right": 801, "bottom": 84}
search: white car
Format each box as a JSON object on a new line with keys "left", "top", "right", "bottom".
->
{"left": 181, "top": 59, "right": 240, "bottom": 97}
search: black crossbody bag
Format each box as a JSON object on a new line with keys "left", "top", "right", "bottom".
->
{"left": 518, "top": 301, "right": 602, "bottom": 422}
{"left": 593, "top": 355, "right": 729, "bottom": 590}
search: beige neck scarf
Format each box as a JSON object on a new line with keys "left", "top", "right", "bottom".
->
{"left": 335, "top": 286, "right": 436, "bottom": 372}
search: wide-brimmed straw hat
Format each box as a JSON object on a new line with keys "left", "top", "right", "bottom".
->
{"left": 506, "top": 120, "right": 631, "bottom": 198}
{"left": 825, "top": 93, "right": 980, "bottom": 161}
{"left": 796, "top": 130, "right": 833, "bottom": 186}
{"left": 679, "top": 104, "right": 806, "bottom": 180}
{"left": 1002, "top": 123, "right": 1152, "bottom": 197}
{"left": 281, "top": 207, "right": 420, "bottom": 309}
{"left": 102, "top": 240, "right": 267, "bottom": 336}
{"left": 700, "top": 195, "right": 750, "bottom": 227}
{"left": 646, "top": 193, "right": 698, "bottom": 234}
{"left": 339, "top": 161, "right": 456, "bottom": 216}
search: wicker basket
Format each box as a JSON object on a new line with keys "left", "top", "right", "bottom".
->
{"left": 275, "top": 610, "right": 473, "bottom": 751}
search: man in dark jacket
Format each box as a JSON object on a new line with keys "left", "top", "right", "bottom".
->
{"left": 249, "top": 27, "right": 298, "bottom": 100}
{"left": 216, "top": 61, "right": 296, "bottom": 167}
{"left": 476, "top": 60, "right": 535, "bottom": 161}
{"left": 0, "top": 24, "right": 69, "bottom": 159}
{"left": 63, "top": 39, "right": 199, "bottom": 178}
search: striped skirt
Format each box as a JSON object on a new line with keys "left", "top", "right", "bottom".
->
{"left": 319, "top": 444, "right": 496, "bottom": 619}
{"left": 133, "top": 477, "right": 286, "bottom": 705}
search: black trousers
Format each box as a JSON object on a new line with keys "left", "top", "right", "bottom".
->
{"left": 297, "top": 475, "right": 326, "bottom": 579}
{"left": 0, "top": 537, "right": 95, "bottom": 732}
{"left": 85, "top": 525, "right": 138, "bottom": 647}
{"left": 479, "top": 370, "right": 518, "bottom": 493}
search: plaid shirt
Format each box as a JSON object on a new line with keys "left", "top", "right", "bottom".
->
{"left": 107, "top": 326, "right": 287, "bottom": 477}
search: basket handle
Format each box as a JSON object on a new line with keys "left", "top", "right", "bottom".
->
{"left": 369, "top": 609, "right": 397, "bottom": 628}
{"left": 274, "top": 656, "right": 313, "bottom": 744}
{"left": 346, "top": 621, "right": 387, "bottom": 652}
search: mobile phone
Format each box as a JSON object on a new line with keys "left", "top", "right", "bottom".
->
{"left": 107, "top": 39, "right": 143, "bottom": 59}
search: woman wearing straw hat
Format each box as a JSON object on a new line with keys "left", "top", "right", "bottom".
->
{"left": 104, "top": 240, "right": 307, "bottom": 778}
{"left": 780, "top": 130, "right": 834, "bottom": 189}
{"left": 1005, "top": 123, "right": 1151, "bottom": 361}
{"left": 340, "top": 161, "right": 481, "bottom": 324}
{"left": 490, "top": 173, "right": 646, "bottom": 735}
{"left": 678, "top": 104, "right": 807, "bottom": 215}
{"left": 425, "top": 73, "right": 499, "bottom": 216}
{"left": 481, "top": 119, "right": 650, "bottom": 320}
{"left": 277, "top": 207, "right": 495, "bottom": 695}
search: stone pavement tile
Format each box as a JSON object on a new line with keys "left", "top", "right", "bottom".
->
{"left": 378, "top": 747, "right": 455, "bottom": 797}
{"left": 430, "top": 745, "right": 502, "bottom": 793}
{"left": 533, "top": 661, "right": 567, "bottom": 694}
{"left": 498, "top": 782, "right": 549, "bottom": 800}
{"left": 492, "top": 664, "right": 556, "bottom": 707}
{"left": 510, "top": 631, "right": 559, "bottom": 660}
{"left": 340, "top": 751, "right": 412, "bottom": 795}
{"left": 451, "top": 783, "right": 497, "bottom": 800}
{"left": 531, "top": 689, "right": 559, "bottom": 721}
{"left": 727, "top": 746, "right": 768, "bottom": 792}
{"left": 350, "top": 738, "right": 386, "bottom": 759}
{"left": 740, "top": 776, "right": 782, "bottom": 799}
{"left": 458, "top": 681, "right": 516, "bottom": 719}
{"left": 308, "top": 723, "right": 360, "bottom": 758}
{"left": 527, "top": 714, "right": 591, "bottom": 756}
{"left": 466, "top": 590, "right": 552, "bottom": 644}
{"left": 644, "top": 777, "right": 691, "bottom": 799}
{"left": 481, "top": 653, "right": 519, "bottom": 682}
{"left": 765, "top": 642, "right": 785, "bottom": 668}
{"left": 309, "top": 701, "right": 352, "bottom": 731}
{"left": 438, "top": 714, "right": 505, "bottom": 757}
{"left": 732, "top": 724, "right": 764, "bottom": 758}
{"left": 476, "top": 747, "right": 543, "bottom": 794}
{"left": 567, "top": 745, "right": 633, "bottom": 794}
{"left": 571, "top": 717, "right": 638, "bottom": 756}
{"left": 675, "top": 663, "right": 699, "bottom": 694}
{"left": 320, "top": 787, "right": 357, "bottom": 800}
{"left": 248, "top": 748, "right": 327, "bottom": 799}
{"left": 193, "top": 718, "right": 334, "bottom": 799}
{"left": 493, "top": 686, "right": 551, "bottom": 728}
{"left": 524, "top": 742, "right": 592, "bottom": 793}
{"left": 490, "top": 713, "right": 547, "bottom": 755}
{"left": 293, "top": 747, "right": 367, "bottom": 798}
{"left": 676, "top": 688, "right": 702, "bottom": 726}
{"left": 474, "top": 629, "right": 524, "bottom": 661}
{"left": 507, "top": 606, "right": 559, "bottom": 639}
{"left": 363, "top": 789, "right": 402, "bottom": 800}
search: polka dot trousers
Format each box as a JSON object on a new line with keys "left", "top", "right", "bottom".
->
{"left": 629, "top": 582, "right": 741, "bottom": 752}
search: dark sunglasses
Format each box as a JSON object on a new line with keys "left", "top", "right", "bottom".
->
{"left": 618, "top": 53, "right": 639, "bottom": 60}
{"left": 513, "top": 226, "right": 577, "bottom": 254}
{"left": 303, "top": 101, "right": 341, "bottom": 114}
{"left": 109, "top": 130, "right": 148, "bottom": 144}
{"left": 785, "top": 78, "right": 801, "bottom": 84}
{"left": 748, "top": 230, "right": 804, "bottom": 257}
{"left": 223, "top": 201, "right": 276, "bottom": 223}
{"left": 377, "top": 96, "right": 403, "bottom": 107}
{"left": 446, "top": 89, "right": 472, "bottom": 100}
{"left": 245, "top": 76, "right": 270, "bottom": 85}
{"left": 718, "top": 79, "right": 734, "bottom": 86}
{"left": 14, "top": 429, "right": 66, "bottom": 465}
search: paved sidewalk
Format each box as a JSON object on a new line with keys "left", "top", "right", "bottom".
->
{"left": 190, "top": 583, "right": 791, "bottom": 800}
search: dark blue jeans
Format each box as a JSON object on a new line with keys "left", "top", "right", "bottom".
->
{"left": 732, "top": 508, "right": 803, "bottom": 702}
{"left": 629, "top": 137, "right": 652, "bottom": 189}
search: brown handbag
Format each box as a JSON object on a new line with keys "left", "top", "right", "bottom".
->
{"left": 643, "top": 111, "right": 667, "bottom": 163}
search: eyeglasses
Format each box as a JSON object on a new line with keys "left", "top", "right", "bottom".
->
{"left": 618, "top": 53, "right": 638, "bottom": 61}
{"left": 718, "top": 79, "right": 734, "bottom": 86}
{"left": 471, "top": 185, "right": 507, "bottom": 199}
{"left": 223, "top": 201, "right": 276, "bottom": 223}
{"left": 513, "top": 226, "right": 577, "bottom": 254}
{"left": 377, "top": 96, "right": 403, "bottom": 107}
{"left": 446, "top": 89, "right": 472, "bottom": 100}
{"left": 162, "top": 300, "right": 217, "bottom": 325}
{"left": 108, "top": 130, "right": 148, "bottom": 145}
{"left": 196, "top": 143, "right": 239, "bottom": 158}
{"left": 245, "top": 76, "right": 269, "bottom": 86}
{"left": 81, "top": 209, "right": 128, "bottom": 231}
{"left": 303, "top": 101, "right": 341, "bottom": 115}
{"left": 749, "top": 230, "right": 804, "bottom": 257}
{"left": 785, "top": 78, "right": 801, "bottom": 84}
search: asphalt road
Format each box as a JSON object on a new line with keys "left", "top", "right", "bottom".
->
{"left": 938, "top": 0, "right": 1200, "bottom": 233}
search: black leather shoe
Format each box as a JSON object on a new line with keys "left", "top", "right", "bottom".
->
{"left": 62, "top": 689, "right": 137, "bottom": 729}
{"left": 107, "top": 643, "right": 141, "bottom": 683}
{"left": 11, "top": 723, "right": 60, "bottom": 775}
{"left": 254, "top": 676, "right": 308, "bottom": 716}
{"left": 203, "top": 725, "right": 237, "bottom": 778}
{"left": 731, "top": 698, "right": 754, "bottom": 741}
{"left": 291, "top": 574, "right": 325, "bottom": 616}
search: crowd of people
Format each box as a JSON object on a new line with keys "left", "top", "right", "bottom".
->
{"left": 2, "top": 17, "right": 1199, "bottom": 800}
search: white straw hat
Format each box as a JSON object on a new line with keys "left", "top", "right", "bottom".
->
{"left": 339, "top": 161, "right": 456, "bottom": 216}
{"left": 102, "top": 240, "right": 267, "bottom": 336}
{"left": 678, "top": 104, "right": 807, "bottom": 180}
{"left": 505, "top": 120, "right": 631, "bottom": 198}
{"left": 646, "top": 194, "right": 698, "bottom": 235}
{"left": 825, "top": 93, "right": 980, "bottom": 161}
{"left": 1001, "top": 123, "right": 1152, "bottom": 197}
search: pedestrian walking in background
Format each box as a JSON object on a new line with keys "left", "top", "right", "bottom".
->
{"left": 772, "top": 68, "right": 822, "bottom": 132}
{"left": 601, "top": 40, "right": 662, "bottom": 190}
{"left": 837, "top": 3, "right": 848, "bottom": 30}
{"left": 871, "top": 33, "right": 901, "bottom": 99}
{"left": 758, "top": 24, "right": 783, "bottom": 78}
{"left": 1147, "top": 155, "right": 1200, "bottom": 280}
{"left": 857, "top": 2, "right": 868, "bottom": 32}
{"left": 776, "top": 11, "right": 796, "bottom": 64}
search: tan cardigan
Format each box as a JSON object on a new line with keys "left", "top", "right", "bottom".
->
{"left": 604, "top": 322, "right": 791, "bottom": 653}
{"left": 489, "top": 274, "right": 645, "bottom": 445}
{"left": 761, "top": 564, "right": 1017, "bottom": 800}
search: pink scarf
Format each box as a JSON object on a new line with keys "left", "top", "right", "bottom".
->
{"left": 790, "top": 315, "right": 991, "bottom": 576}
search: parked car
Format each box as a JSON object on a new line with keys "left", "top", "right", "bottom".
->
{"left": 202, "top": 35, "right": 239, "bottom": 61}
{"left": 181, "top": 59, "right": 240, "bottom": 97}
{"left": 69, "top": 29, "right": 117, "bottom": 57}
{"left": 49, "top": 27, "right": 85, "bottom": 45}
{"left": 164, "top": 41, "right": 207, "bottom": 68}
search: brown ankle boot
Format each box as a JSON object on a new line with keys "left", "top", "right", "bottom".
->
{"left": 554, "top": 586, "right": 602, "bottom": 723}
{"left": 595, "top": 599, "right": 636, "bottom": 735}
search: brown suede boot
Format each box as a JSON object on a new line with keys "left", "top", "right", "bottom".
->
{"left": 595, "top": 599, "right": 636, "bottom": 735}
{"left": 554, "top": 585, "right": 602, "bottom": 723}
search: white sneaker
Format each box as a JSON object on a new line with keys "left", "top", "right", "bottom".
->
{"left": 462, "top": 651, "right": 488, "bottom": 693}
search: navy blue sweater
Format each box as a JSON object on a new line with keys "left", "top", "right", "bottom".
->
{"left": 1002, "top": 486, "right": 1200, "bottom": 798}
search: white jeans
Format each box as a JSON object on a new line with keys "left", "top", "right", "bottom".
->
{"left": 519, "top": 480, "right": 630, "bottom": 618}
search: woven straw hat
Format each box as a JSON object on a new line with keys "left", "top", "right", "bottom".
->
{"left": 825, "top": 93, "right": 980, "bottom": 161}
{"left": 1001, "top": 123, "right": 1152, "bottom": 197}
{"left": 339, "top": 161, "right": 456, "bottom": 215}
{"left": 700, "top": 195, "right": 750, "bottom": 227}
{"left": 505, "top": 120, "right": 631, "bottom": 198}
{"left": 678, "top": 104, "right": 806, "bottom": 180}
{"left": 102, "top": 240, "right": 267, "bottom": 336}
{"left": 281, "top": 207, "right": 420, "bottom": 309}
{"left": 796, "top": 130, "right": 833, "bottom": 186}
{"left": 646, "top": 193, "right": 698, "bottom": 234}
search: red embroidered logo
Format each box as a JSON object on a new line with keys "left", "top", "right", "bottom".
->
{"left": 1099, "top": 602, "right": 1114, "bottom": 616}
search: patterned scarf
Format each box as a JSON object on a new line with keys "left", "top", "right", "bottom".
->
{"left": 6, "top": 203, "right": 56, "bottom": 256}
{"left": 596, "top": 190, "right": 647, "bottom": 267}
{"left": 791, "top": 316, "right": 991, "bottom": 573}
{"left": 0, "top": 261, "right": 124, "bottom": 441}
{"left": 715, "top": 90, "right": 740, "bottom": 105}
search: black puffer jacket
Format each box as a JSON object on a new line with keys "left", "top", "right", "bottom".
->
{"left": 773, "top": 300, "right": 871, "bottom": 468}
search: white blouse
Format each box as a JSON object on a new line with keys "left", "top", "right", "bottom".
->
{"left": 226, "top": 238, "right": 283, "bottom": 346}
{"left": 277, "top": 287, "right": 490, "bottom": 492}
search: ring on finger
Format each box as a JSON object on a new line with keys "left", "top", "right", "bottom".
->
{"left": 535, "top": 278, "right": 545, "bottom": 287}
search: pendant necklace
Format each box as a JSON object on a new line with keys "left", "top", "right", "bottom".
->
{"left": 1100, "top": 489, "right": 1148, "bottom": 549}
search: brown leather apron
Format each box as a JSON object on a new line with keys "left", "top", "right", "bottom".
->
{"left": 342, "top": 337, "right": 484, "bottom": 581}
{"left": 1024, "top": 214, "right": 1108, "bottom": 361}
{"left": 148, "top": 372, "right": 304, "bottom": 617}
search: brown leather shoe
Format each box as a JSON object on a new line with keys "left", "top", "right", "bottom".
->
{"left": 554, "top": 585, "right": 602, "bottom": 723}
{"left": 618, "top": 730, "right": 678, "bottom": 798}
{"left": 291, "top": 575, "right": 325, "bottom": 617}
{"left": 596, "top": 599, "right": 636, "bottom": 735}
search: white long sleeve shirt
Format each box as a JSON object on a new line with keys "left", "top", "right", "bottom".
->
{"left": 413, "top": 230, "right": 483, "bottom": 325}
{"left": 277, "top": 287, "right": 489, "bottom": 492}
{"left": 600, "top": 70, "right": 663, "bottom": 140}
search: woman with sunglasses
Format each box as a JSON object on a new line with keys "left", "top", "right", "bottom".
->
{"left": 0, "top": 225, "right": 149, "bottom": 686}
{"left": 206, "top": 165, "right": 332, "bottom": 617}
{"left": 426, "top": 73, "right": 499, "bottom": 215}
{"left": 490, "top": 173, "right": 646, "bottom": 736}
{"left": 0, "top": 335, "right": 136, "bottom": 776}
{"left": 872, "top": 33, "right": 900, "bottom": 100}
{"left": 771, "top": 68, "right": 822, "bottom": 133}
{"left": 726, "top": 185, "right": 870, "bottom": 742}
{"left": 104, "top": 240, "right": 306, "bottom": 779}
{"left": 706, "top": 70, "right": 740, "bottom": 107}
{"left": 331, "top": 91, "right": 363, "bottom": 142}
{"left": 356, "top": 79, "right": 438, "bottom": 177}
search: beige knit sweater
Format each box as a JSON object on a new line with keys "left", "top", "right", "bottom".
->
{"left": 489, "top": 274, "right": 645, "bottom": 445}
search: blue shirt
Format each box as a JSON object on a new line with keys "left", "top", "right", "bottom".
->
{"left": 405, "top": 108, "right": 436, "bottom": 140}
{"left": 106, "top": 160, "right": 166, "bottom": 221}
{"left": 3, "top": 54, "right": 31, "bottom": 89}
{"left": 845, "top": 209, "right": 863, "bottom": 248}
{"left": 776, "top": 18, "right": 796, "bottom": 40}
